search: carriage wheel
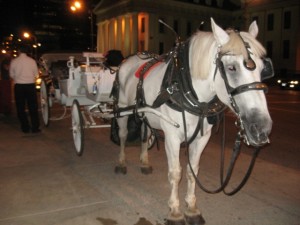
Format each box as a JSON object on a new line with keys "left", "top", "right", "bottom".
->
{"left": 40, "top": 79, "right": 50, "bottom": 127}
{"left": 147, "top": 130, "right": 156, "bottom": 150}
{"left": 71, "top": 99, "right": 84, "bottom": 156}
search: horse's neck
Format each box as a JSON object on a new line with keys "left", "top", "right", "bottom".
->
{"left": 191, "top": 77, "right": 216, "bottom": 103}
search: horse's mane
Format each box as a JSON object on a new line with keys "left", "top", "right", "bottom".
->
{"left": 189, "top": 31, "right": 216, "bottom": 80}
{"left": 189, "top": 29, "right": 266, "bottom": 80}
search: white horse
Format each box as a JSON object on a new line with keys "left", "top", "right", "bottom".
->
{"left": 114, "top": 18, "right": 272, "bottom": 225}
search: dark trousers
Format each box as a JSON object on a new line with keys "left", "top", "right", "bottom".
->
{"left": 0, "top": 80, "right": 12, "bottom": 114}
{"left": 14, "top": 83, "right": 40, "bottom": 132}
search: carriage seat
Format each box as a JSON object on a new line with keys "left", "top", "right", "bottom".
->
{"left": 50, "top": 60, "right": 70, "bottom": 80}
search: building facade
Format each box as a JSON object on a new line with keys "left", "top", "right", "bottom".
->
{"left": 246, "top": 0, "right": 300, "bottom": 74}
{"left": 94, "top": 0, "right": 300, "bottom": 74}
{"left": 94, "top": 0, "right": 235, "bottom": 55}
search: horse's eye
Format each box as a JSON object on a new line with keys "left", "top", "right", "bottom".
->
{"left": 228, "top": 65, "right": 236, "bottom": 71}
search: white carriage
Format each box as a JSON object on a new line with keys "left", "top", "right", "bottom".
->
{"left": 39, "top": 52, "right": 157, "bottom": 155}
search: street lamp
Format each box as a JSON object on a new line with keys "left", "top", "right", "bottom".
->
{"left": 23, "top": 32, "right": 40, "bottom": 60}
{"left": 70, "top": 0, "right": 94, "bottom": 51}
{"left": 70, "top": 1, "right": 81, "bottom": 11}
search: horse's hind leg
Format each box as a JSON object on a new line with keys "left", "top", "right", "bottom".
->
{"left": 115, "top": 116, "right": 129, "bottom": 174}
{"left": 140, "top": 126, "right": 153, "bottom": 174}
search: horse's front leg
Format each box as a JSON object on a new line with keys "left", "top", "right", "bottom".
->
{"left": 115, "top": 116, "right": 129, "bottom": 174}
{"left": 164, "top": 134, "right": 185, "bottom": 225}
{"left": 140, "top": 126, "right": 153, "bottom": 174}
{"left": 184, "top": 129, "right": 212, "bottom": 225}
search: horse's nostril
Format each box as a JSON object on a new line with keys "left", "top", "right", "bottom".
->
{"left": 258, "top": 132, "right": 268, "bottom": 143}
{"left": 249, "top": 124, "right": 258, "bottom": 135}
{"left": 248, "top": 124, "right": 268, "bottom": 143}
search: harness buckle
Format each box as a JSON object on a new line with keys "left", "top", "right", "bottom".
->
{"left": 166, "top": 87, "right": 173, "bottom": 94}
{"left": 166, "top": 83, "right": 179, "bottom": 95}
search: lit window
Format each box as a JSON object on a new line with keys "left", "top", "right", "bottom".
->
{"left": 141, "top": 17, "right": 145, "bottom": 33}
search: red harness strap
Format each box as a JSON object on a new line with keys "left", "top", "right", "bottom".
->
{"left": 135, "top": 61, "right": 162, "bottom": 79}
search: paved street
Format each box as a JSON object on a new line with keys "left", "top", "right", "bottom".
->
{"left": 0, "top": 87, "right": 299, "bottom": 225}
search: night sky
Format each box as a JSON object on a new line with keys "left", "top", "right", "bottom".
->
{"left": 0, "top": 0, "right": 97, "bottom": 51}
{"left": 0, "top": 0, "right": 240, "bottom": 52}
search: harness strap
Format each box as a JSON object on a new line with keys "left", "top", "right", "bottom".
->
{"left": 135, "top": 53, "right": 169, "bottom": 108}
{"left": 152, "top": 89, "right": 172, "bottom": 108}
{"left": 230, "top": 82, "right": 268, "bottom": 96}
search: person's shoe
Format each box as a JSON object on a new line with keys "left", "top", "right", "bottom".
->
{"left": 22, "top": 127, "right": 30, "bottom": 133}
{"left": 32, "top": 129, "right": 41, "bottom": 133}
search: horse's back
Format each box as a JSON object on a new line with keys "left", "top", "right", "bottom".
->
{"left": 118, "top": 55, "right": 168, "bottom": 107}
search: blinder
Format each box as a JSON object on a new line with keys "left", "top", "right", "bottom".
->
{"left": 243, "top": 58, "right": 256, "bottom": 71}
{"left": 238, "top": 32, "right": 274, "bottom": 81}
{"left": 261, "top": 57, "right": 274, "bottom": 81}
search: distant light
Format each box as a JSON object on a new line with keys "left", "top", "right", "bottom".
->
{"left": 70, "top": 1, "right": 82, "bottom": 12}
{"left": 74, "top": 1, "right": 81, "bottom": 9}
{"left": 23, "top": 32, "right": 30, "bottom": 38}
{"left": 1, "top": 49, "right": 7, "bottom": 54}
{"left": 70, "top": 6, "right": 77, "bottom": 11}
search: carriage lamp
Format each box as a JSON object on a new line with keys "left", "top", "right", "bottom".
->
{"left": 35, "top": 78, "right": 42, "bottom": 90}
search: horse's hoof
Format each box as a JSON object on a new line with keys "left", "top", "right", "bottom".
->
{"left": 185, "top": 214, "right": 205, "bottom": 225}
{"left": 141, "top": 166, "right": 153, "bottom": 174}
{"left": 165, "top": 218, "right": 185, "bottom": 225}
{"left": 114, "top": 165, "right": 127, "bottom": 174}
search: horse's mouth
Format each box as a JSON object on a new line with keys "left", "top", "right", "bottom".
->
{"left": 243, "top": 123, "right": 270, "bottom": 147}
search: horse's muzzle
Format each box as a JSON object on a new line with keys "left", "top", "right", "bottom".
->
{"left": 241, "top": 111, "right": 272, "bottom": 147}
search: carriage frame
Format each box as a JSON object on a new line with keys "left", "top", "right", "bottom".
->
{"left": 39, "top": 52, "right": 160, "bottom": 155}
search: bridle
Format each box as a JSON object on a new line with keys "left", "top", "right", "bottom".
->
{"left": 186, "top": 33, "right": 274, "bottom": 195}
{"left": 213, "top": 33, "right": 274, "bottom": 146}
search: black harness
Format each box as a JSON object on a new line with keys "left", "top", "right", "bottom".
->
{"left": 161, "top": 41, "right": 226, "bottom": 118}
{"left": 126, "top": 41, "right": 226, "bottom": 145}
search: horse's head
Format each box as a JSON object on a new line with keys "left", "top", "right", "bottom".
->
{"left": 211, "top": 18, "right": 273, "bottom": 147}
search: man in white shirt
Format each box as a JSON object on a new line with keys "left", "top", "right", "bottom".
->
{"left": 10, "top": 45, "right": 41, "bottom": 133}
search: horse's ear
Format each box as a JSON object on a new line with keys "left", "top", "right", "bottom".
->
{"left": 248, "top": 20, "right": 259, "bottom": 38}
{"left": 210, "top": 18, "right": 230, "bottom": 46}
